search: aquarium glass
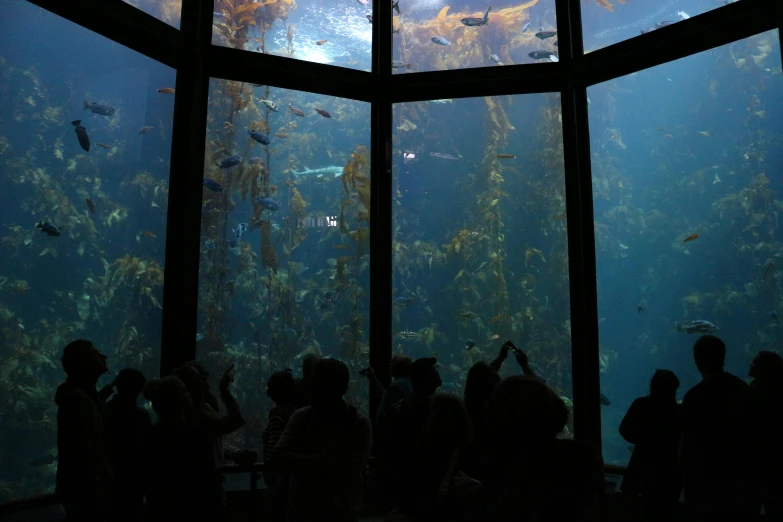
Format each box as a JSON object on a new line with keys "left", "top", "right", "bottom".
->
{"left": 582, "top": 0, "right": 746, "bottom": 53}
{"left": 391, "top": 95, "right": 573, "bottom": 416}
{"left": 0, "top": 0, "right": 176, "bottom": 501}
{"left": 392, "top": 0, "right": 559, "bottom": 73}
{"left": 589, "top": 30, "right": 783, "bottom": 466}
{"left": 121, "top": 0, "right": 182, "bottom": 29}
{"left": 197, "top": 80, "right": 371, "bottom": 453}
{"left": 212, "top": 0, "right": 372, "bottom": 72}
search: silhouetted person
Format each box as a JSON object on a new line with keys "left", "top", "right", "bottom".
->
{"left": 262, "top": 369, "right": 298, "bottom": 519}
{"left": 680, "top": 335, "right": 760, "bottom": 521}
{"left": 293, "top": 352, "right": 321, "bottom": 408}
{"left": 461, "top": 361, "right": 500, "bottom": 481}
{"left": 106, "top": 368, "right": 151, "bottom": 522}
{"left": 55, "top": 339, "right": 112, "bottom": 522}
{"left": 273, "top": 358, "right": 372, "bottom": 522}
{"left": 483, "top": 376, "right": 605, "bottom": 522}
{"left": 364, "top": 354, "right": 413, "bottom": 428}
{"left": 142, "top": 376, "right": 221, "bottom": 522}
{"left": 382, "top": 357, "right": 443, "bottom": 511}
{"left": 620, "top": 369, "right": 682, "bottom": 522}
{"left": 390, "top": 394, "right": 482, "bottom": 522}
{"left": 749, "top": 350, "right": 783, "bottom": 520}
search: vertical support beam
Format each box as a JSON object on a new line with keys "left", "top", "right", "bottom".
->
{"left": 557, "top": 0, "right": 602, "bottom": 450}
{"left": 369, "top": 0, "right": 393, "bottom": 423}
{"left": 159, "top": 0, "right": 213, "bottom": 376}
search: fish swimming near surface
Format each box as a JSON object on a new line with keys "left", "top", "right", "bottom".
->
{"left": 674, "top": 319, "right": 719, "bottom": 334}
{"left": 157, "top": 87, "right": 175, "bottom": 94}
{"left": 71, "top": 120, "right": 90, "bottom": 151}
{"left": 261, "top": 99, "right": 279, "bottom": 112}
{"left": 315, "top": 108, "right": 331, "bottom": 118}
{"left": 461, "top": 6, "right": 491, "bottom": 26}
{"left": 219, "top": 155, "right": 241, "bottom": 169}
{"left": 522, "top": 21, "right": 531, "bottom": 32}
{"left": 535, "top": 30, "right": 557, "bottom": 40}
{"left": 392, "top": 0, "right": 400, "bottom": 14}
{"left": 683, "top": 233, "right": 699, "bottom": 243}
{"left": 139, "top": 126, "right": 154, "bottom": 134}
{"left": 234, "top": 223, "right": 248, "bottom": 238}
{"left": 367, "top": 14, "right": 373, "bottom": 23}
{"left": 257, "top": 197, "right": 280, "bottom": 211}
{"left": 248, "top": 129, "right": 270, "bottom": 145}
{"left": 292, "top": 166, "right": 344, "bottom": 178}
{"left": 97, "top": 143, "right": 112, "bottom": 149}
{"left": 316, "top": 39, "right": 328, "bottom": 45}
{"left": 677, "top": 10, "right": 690, "bottom": 20}
{"left": 289, "top": 104, "right": 305, "bottom": 117}
{"left": 203, "top": 178, "right": 224, "bottom": 192}
{"left": 36, "top": 221, "right": 60, "bottom": 236}
{"left": 548, "top": 55, "right": 559, "bottom": 62}
{"left": 83, "top": 101, "right": 115, "bottom": 116}
{"left": 637, "top": 299, "right": 647, "bottom": 314}
{"left": 392, "top": 60, "right": 411, "bottom": 69}
{"left": 431, "top": 36, "right": 451, "bottom": 45}
{"left": 497, "top": 153, "right": 515, "bottom": 159}
{"left": 85, "top": 198, "right": 96, "bottom": 214}
{"left": 488, "top": 53, "right": 503, "bottom": 65}
{"left": 529, "top": 50, "right": 557, "bottom": 60}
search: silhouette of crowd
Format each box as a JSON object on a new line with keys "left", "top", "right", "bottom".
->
{"left": 53, "top": 335, "right": 783, "bottom": 522}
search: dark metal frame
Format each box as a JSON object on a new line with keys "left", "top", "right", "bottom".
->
{"left": 24, "top": 0, "right": 782, "bottom": 454}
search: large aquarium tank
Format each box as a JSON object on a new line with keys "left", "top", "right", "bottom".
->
{"left": 592, "top": 30, "right": 783, "bottom": 465}
{"left": 0, "top": 1, "right": 175, "bottom": 501}
{"left": 195, "top": 81, "right": 371, "bottom": 451}
{"left": 391, "top": 95, "right": 573, "bottom": 401}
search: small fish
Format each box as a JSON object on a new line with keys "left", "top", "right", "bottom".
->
{"left": 535, "top": 30, "right": 557, "bottom": 40}
{"left": 674, "top": 319, "right": 718, "bottom": 334}
{"left": 637, "top": 299, "right": 647, "bottom": 314}
{"left": 196, "top": 333, "right": 205, "bottom": 342}
{"left": 656, "top": 20, "right": 675, "bottom": 28}
{"left": 392, "top": 0, "right": 400, "bottom": 14}
{"left": 529, "top": 50, "right": 557, "bottom": 60}
{"left": 683, "top": 233, "right": 699, "bottom": 243}
{"left": 497, "top": 153, "right": 515, "bottom": 159}
{"left": 599, "top": 391, "right": 612, "bottom": 406}
{"left": 392, "top": 60, "right": 411, "bottom": 68}
{"left": 257, "top": 197, "right": 280, "bottom": 211}
{"left": 548, "top": 55, "right": 559, "bottom": 63}
{"left": 71, "top": 120, "right": 90, "bottom": 152}
{"left": 220, "top": 155, "right": 241, "bottom": 169}
{"left": 522, "top": 21, "right": 531, "bottom": 32}
{"left": 261, "top": 99, "right": 279, "bottom": 112}
{"left": 488, "top": 334, "right": 500, "bottom": 341}
{"left": 85, "top": 198, "right": 96, "bottom": 213}
{"left": 677, "top": 10, "right": 690, "bottom": 20}
{"left": 461, "top": 6, "right": 491, "bottom": 26}
{"left": 141, "top": 230, "right": 157, "bottom": 238}
{"left": 36, "top": 221, "right": 60, "bottom": 236}
{"left": 698, "top": 131, "right": 710, "bottom": 137}
{"left": 157, "top": 87, "right": 176, "bottom": 94}
{"left": 488, "top": 53, "right": 503, "bottom": 65}
{"left": 316, "top": 39, "right": 328, "bottom": 45}
{"left": 234, "top": 223, "right": 248, "bottom": 238}
{"left": 713, "top": 173, "right": 721, "bottom": 184}
{"left": 464, "top": 339, "right": 476, "bottom": 351}
{"left": 248, "top": 129, "right": 270, "bottom": 145}
{"left": 394, "top": 296, "right": 415, "bottom": 306}
{"left": 763, "top": 259, "right": 776, "bottom": 281}
{"left": 431, "top": 36, "right": 451, "bottom": 45}
{"left": 367, "top": 14, "right": 373, "bottom": 23}
{"left": 203, "top": 178, "right": 224, "bottom": 192}
{"left": 357, "top": 0, "right": 369, "bottom": 5}
{"left": 315, "top": 108, "right": 331, "bottom": 118}
{"left": 83, "top": 101, "right": 115, "bottom": 116}
{"left": 289, "top": 104, "right": 305, "bottom": 117}
{"left": 97, "top": 143, "right": 112, "bottom": 149}
{"left": 139, "top": 126, "right": 154, "bottom": 134}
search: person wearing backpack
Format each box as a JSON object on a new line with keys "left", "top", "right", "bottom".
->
{"left": 272, "top": 358, "right": 372, "bottom": 522}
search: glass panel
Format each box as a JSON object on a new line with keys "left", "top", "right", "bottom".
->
{"left": 392, "top": 0, "right": 559, "bottom": 74}
{"left": 212, "top": 0, "right": 372, "bottom": 72}
{"left": 0, "top": 0, "right": 175, "bottom": 501}
{"left": 197, "top": 80, "right": 371, "bottom": 454}
{"left": 583, "top": 0, "right": 745, "bottom": 53}
{"left": 121, "top": 0, "right": 182, "bottom": 29}
{"left": 590, "top": 30, "right": 783, "bottom": 466}
{"left": 391, "top": 95, "right": 573, "bottom": 427}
